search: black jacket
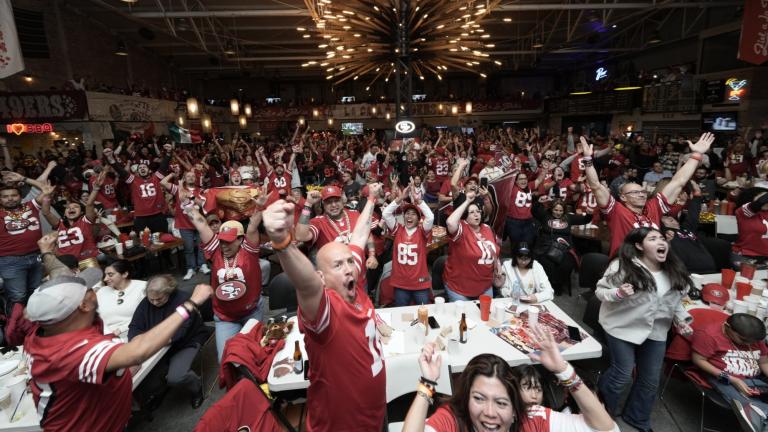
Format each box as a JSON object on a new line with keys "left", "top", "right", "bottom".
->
{"left": 128, "top": 290, "right": 209, "bottom": 353}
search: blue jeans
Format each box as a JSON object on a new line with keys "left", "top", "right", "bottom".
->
{"left": 598, "top": 333, "right": 667, "bottom": 429}
{"left": 0, "top": 254, "right": 43, "bottom": 305}
{"left": 504, "top": 217, "right": 536, "bottom": 245}
{"left": 709, "top": 376, "right": 768, "bottom": 432}
{"left": 179, "top": 229, "right": 205, "bottom": 271}
{"left": 444, "top": 284, "right": 493, "bottom": 302}
{"left": 213, "top": 297, "right": 265, "bottom": 361}
{"left": 394, "top": 288, "right": 431, "bottom": 307}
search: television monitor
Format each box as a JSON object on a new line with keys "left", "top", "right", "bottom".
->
{"left": 341, "top": 122, "right": 364, "bottom": 135}
{"left": 412, "top": 94, "right": 426, "bottom": 102}
{"left": 703, "top": 112, "right": 737, "bottom": 131}
{"left": 341, "top": 96, "right": 356, "bottom": 103}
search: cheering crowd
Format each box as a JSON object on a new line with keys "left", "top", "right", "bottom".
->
{"left": 0, "top": 122, "right": 767, "bottom": 432}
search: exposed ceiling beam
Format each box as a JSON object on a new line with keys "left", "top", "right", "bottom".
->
{"left": 140, "top": 40, "right": 316, "bottom": 47}
{"left": 130, "top": 2, "right": 741, "bottom": 18}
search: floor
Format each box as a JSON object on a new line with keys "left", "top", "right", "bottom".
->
{"left": 128, "top": 270, "right": 740, "bottom": 432}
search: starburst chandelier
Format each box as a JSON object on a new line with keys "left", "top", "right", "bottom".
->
{"left": 300, "top": 0, "right": 502, "bottom": 86}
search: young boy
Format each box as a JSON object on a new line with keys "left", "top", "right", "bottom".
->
{"left": 692, "top": 313, "right": 768, "bottom": 432}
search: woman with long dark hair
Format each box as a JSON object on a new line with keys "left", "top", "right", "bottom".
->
{"left": 596, "top": 227, "right": 694, "bottom": 431}
{"left": 401, "top": 326, "right": 617, "bottom": 432}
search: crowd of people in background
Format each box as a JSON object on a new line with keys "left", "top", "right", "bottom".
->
{"left": 0, "top": 119, "right": 767, "bottom": 432}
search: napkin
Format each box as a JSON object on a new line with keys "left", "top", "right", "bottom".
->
{"left": 382, "top": 330, "right": 406, "bottom": 356}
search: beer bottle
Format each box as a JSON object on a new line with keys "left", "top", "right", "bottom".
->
{"left": 293, "top": 341, "right": 303, "bottom": 373}
{"left": 459, "top": 313, "right": 468, "bottom": 344}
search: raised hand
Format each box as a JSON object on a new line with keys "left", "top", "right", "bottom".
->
{"left": 418, "top": 342, "right": 442, "bottom": 382}
{"left": 255, "top": 184, "right": 271, "bottom": 208}
{"left": 687, "top": 132, "right": 715, "bottom": 154}
{"left": 190, "top": 283, "right": 214, "bottom": 305}
{"left": 37, "top": 232, "right": 58, "bottom": 254}
{"left": 579, "top": 136, "right": 593, "bottom": 157}
{"left": 527, "top": 324, "right": 567, "bottom": 374}
{"left": 263, "top": 200, "right": 296, "bottom": 244}
{"left": 306, "top": 190, "right": 322, "bottom": 206}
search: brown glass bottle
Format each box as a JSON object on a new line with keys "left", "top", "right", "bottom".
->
{"left": 293, "top": 341, "right": 303, "bottom": 373}
{"left": 459, "top": 313, "right": 468, "bottom": 344}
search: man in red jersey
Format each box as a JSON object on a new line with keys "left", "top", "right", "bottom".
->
{"left": 88, "top": 165, "right": 119, "bottom": 212}
{"left": 581, "top": 133, "right": 715, "bottom": 256}
{"left": 258, "top": 147, "right": 296, "bottom": 194}
{"left": 24, "top": 271, "right": 212, "bottom": 432}
{"left": 382, "top": 185, "right": 434, "bottom": 306}
{"left": 262, "top": 183, "right": 386, "bottom": 432}
{"left": 0, "top": 172, "right": 48, "bottom": 308}
{"left": 184, "top": 191, "right": 269, "bottom": 360}
{"left": 103, "top": 145, "right": 170, "bottom": 233}
{"left": 732, "top": 189, "right": 768, "bottom": 261}
{"left": 40, "top": 178, "right": 100, "bottom": 266}
{"left": 295, "top": 185, "right": 361, "bottom": 249}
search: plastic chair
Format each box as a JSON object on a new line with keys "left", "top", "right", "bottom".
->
{"left": 375, "top": 261, "right": 394, "bottom": 307}
{"left": 578, "top": 253, "right": 610, "bottom": 291}
{"left": 385, "top": 352, "right": 452, "bottom": 431}
{"left": 267, "top": 273, "right": 298, "bottom": 314}
{"left": 431, "top": 255, "right": 448, "bottom": 296}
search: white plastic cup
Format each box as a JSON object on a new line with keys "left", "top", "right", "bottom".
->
{"left": 115, "top": 243, "right": 124, "bottom": 256}
{"left": 434, "top": 297, "right": 445, "bottom": 314}
{"left": 493, "top": 303, "right": 506, "bottom": 322}
{"left": 124, "top": 239, "right": 134, "bottom": 249}
{"left": 528, "top": 308, "right": 539, "bottom": 328}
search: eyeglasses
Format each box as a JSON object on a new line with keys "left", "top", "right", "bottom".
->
{"left": 117, "top": 290, "right": 125, "bottom": 305}
{"left": 624, "top": 190, "right": 648, "bottom": 196}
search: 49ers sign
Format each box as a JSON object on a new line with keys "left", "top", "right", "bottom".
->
{"left": 0, "top": 91, "right": 88, "bottom": 122}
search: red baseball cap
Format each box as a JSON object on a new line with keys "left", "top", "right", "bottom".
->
{"left": 218, "top": 221, "right": 245, "bottom": 242}
{"left": 321, "top": 185, "right": 342, "bottom": 201}
{"left": 702, "top": 283, "right": 729, "bottom": 306}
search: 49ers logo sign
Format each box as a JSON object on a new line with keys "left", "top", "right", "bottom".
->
{"left": 215, "top": 280, "right": 247, "bottom": 301}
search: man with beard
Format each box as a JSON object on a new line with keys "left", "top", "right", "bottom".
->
{"left": 104, "top": 145, "right": 170, "bottom": 233}
{"left": 0, "top": 172, "right": 48, "bottom": 307}
{"left": 258, "top": 146, "right": 296, "bottom": 194}
{"left": 261, "top": 184, "right": 386, "bottom": 431}
{"left": 40, "top": 174, "right": 101, "bottom": 268}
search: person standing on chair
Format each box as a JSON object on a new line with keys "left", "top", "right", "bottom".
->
{"left": 184, "top": 187, "right": 270, "bottom": 360}
{"left": 595, "top": 227, "right": 694, "bottom": 432}
{"left": 581, "top": 133, "right": 715, "bottom": 256}
{"left": 382, "top": 183, "right": 434, "bottom": 306}
{"left": 262, "top": 184, "right": 386, "bottom": 431}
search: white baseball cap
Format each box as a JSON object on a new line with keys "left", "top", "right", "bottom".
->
{"left": 26, "top": 275, "right": 93, "bottom": 325}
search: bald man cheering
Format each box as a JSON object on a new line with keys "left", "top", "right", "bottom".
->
{"left": 262, "top": 183, "right": 386, "bottom": 432}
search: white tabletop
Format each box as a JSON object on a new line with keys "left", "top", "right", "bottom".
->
{"left": 267, "top": 298, "right": 603, "bottom": 392}
{"left": 0, "top": 345, "right": 170, "bottom": 432}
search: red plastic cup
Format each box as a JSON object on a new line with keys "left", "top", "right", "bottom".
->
{"left": 721, "top": 268, "right": 736, "bottom": 289}
{"left": 479, "top": 295, "right": 492, "bottom": 321}
{"left": 741, "top": 263, "right": 757, "bottom": 280}
{"left": 736, "top": 282, "right": 753, "bottom": 300}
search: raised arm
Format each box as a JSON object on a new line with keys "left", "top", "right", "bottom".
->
{"left": 107, "top": 284, "right": 212, "bottom": 372}
{"left": 294, "top": 189, "right": 321, "bottom": 242}
{"left": 579, "top": 136, "right": 611, "bottom": 207}
{"left": 39, "top": 184, "right": 60, "bottom": 227}
{"left": 184, "top": 204, "right": 215, "bottom": 244}
{"left": 350, "top": 183, "right": 381, "bottom": 251}
{"left": 83, "top": 176, "right": 100, "bottom": 222}
{"left": 446, "top": 189, "right": 475, "bottom": 235}
{"left": 159, "top": 172, "right": 176, "bottom": 192}
{"left": 661, "top": 133, "right": 715, "bottom": 204}
{"left": 0, "top": 138, "right": 12, "bottom": 170}
{"left": 450, "top": 159, "right": 468, "bottom": 195}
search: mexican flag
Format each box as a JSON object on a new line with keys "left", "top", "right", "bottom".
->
{"left": 169, "top": 123, "right": 192, "bottom": 143}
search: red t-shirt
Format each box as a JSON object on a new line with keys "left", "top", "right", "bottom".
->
{"left": 0, "top": 200, "right": 42, "bottom": 256}
{"left": 195, "top": 378, "right": 282, "bottom": 432}
{"left": 89, "top": 176, "right": 119, "bottom": 210}
{"left": 600, "top": 193, "right": 670, "bottom": 256}
{"left": 507, "top": 185, "right": 533, "bottom": 219}
{"left": 203, "top": 234, "right": 262, "bottom": 321}
{"left": 733, "top": 203, "right": 768, "bottom": 257}
{"left": 308, "top": 209, "right": 360, "bottom": 250}
{"left": 56, "top": 216, "right": 98, "bottom": 260}
{"left": 125, "top": 172, "right": 166, "bottom": 217}
{"left": 443, "top": 220, "right": 498, "bottom": 297}
{"left": 267, "top": 170, "right": 292, "bottom": 192}
{"left": 426, "top": 404, "right": 580, "bottom": 432}
{"left": 691, "top": 324, "right": 768, "bottom": 379}
{"left": 298, "top": 244, "right": 386, "bottom": 432}
{"left": 25, "top": 322, "right": 131, "bottom": 432}
{"left": 170, "top": 184, "right": 202, "bottom": 230}
{"left": 390, "top": 223, "right": 432, "bottom": 290}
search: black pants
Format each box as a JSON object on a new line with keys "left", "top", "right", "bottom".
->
{"left": 134, "top": 214, "right": 168, "bottom": 233}
{"left": 537, "top": 252, "right": 576, "bottom": 295}
{"left": 134, "top": 345, "right": 202, "bottom": 406}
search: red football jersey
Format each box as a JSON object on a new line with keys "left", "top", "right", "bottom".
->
{"left": 203, "top": 234, "right": 262, "bottom": 321}
{"left": 390, "top": 224, "right": 432, "bottom": 290}
{"left": 507, "top": 185, "right": 533, "bottom": 219}
{"left": 544, "top": 179, "right": 573, "bottom": 202}
{"left": 24, "top": 322, "right": 132, "bottom": 432}
{"left": 429, "top": 156, "right": 452, "bottom": 180}
{"left": 443, "top": 220, "right": 498, "bottom": 297}
{"left": 0, "top": 200, "right": 42, "bottom": 256}
{"left": 170, "top": 184, "right": 202, "bottom": 230}
{"left": 298, "top": 244, "right": 386, "bottom": 432}
{"left": 577, "top": 185, "right": 598, "bottom": 213}
{"left": 89, "top": 176, "right": 119, "bottom": 210}
{"left": 267, "top": 171, "right": 292, "bottom": 192}
{"left": 601, "top": 193, "right": 670, "bottom": 256}
{"left": 570, "top": 155, "right": 588, "bottom": 181}
{"left": 125, "top": 172, "right": 166, "bottom": 217}
{"left": 56, "top": 216, "right": 98, "bottom": 260}
{"left": 733, "top": 204, "right": 768, "bottom": 257}
{"left": 308, "top": 209, "right": 360, "bottom": 250}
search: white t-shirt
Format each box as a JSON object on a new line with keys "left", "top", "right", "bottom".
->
{"left": 649, "top": 269, "right": 672, "bottom": 341}
{"left": 96, "top": 279, "right": 147, "bottom": 339}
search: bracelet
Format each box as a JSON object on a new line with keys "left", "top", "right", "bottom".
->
{"left": 272, "top": 232, "right": 293, "bottom": 252}
{"left": 301, "top": 208, "right": 311, "bottom": 216}
{"left": 417, "top": 383, "right": 434, "bottom": 398}
{"left": 582, "top": 159, "right": 594, "bottom": 167}
{"left": 581, "top": 156, "right": 593, "bottom": 161}
{"left": 416, "top": 390, "right": 434, "bottom": 405}
{"left": 175, "top": 305, "right": 190, "bottom": 321}
{"left": 690, "top": 152, "right": 703, "bottom": 162}
{"left": 420, "top": 376, "right": 438, "bottom": 388}
{"left": 554, "top": 362, "right": 575, "bottom": 381}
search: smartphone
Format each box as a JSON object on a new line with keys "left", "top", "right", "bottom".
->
{"left": 480, "top": 177, "right": 488, "bottom": 188}
{"left": 303, "top": 360, "right": 310, "bottom": 380}
{"left": 567, "top": 325, "right": 583, "bottom": 342}
{"left": 428, "top": 316, "right": 440, "bottom": 329}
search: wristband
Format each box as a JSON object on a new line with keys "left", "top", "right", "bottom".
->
{"left": 554, "top": 362, "right": 575, "bottom": 381}
{"left": 175, "top": 305, "right": 190, "bottom": 321}
{"left": 690, "top": 152, "right": 703, "bottom": 162}
{"left": 420, "top": 376, "right": 438, "bottom": 387}
{"left": 581, "top": 156, "right": 593, "bottom": 161}
{"left": 615, "top": 288, "right": 626, "bottom": 299}
{"left": 301, "top": 208, "right": 311, "bottom": 216}
{"left": 417, "top": 383, "right": 434, "bottom": 398}
{"left": 272, "top": 232, "right": 293, "bottom": 252}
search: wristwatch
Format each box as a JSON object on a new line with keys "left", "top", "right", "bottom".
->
{"left": 718, "top": 370, "right": 730, "bottom": 384}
